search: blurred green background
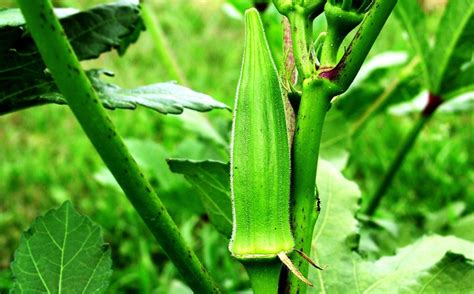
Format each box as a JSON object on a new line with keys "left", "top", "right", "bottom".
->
{"left": 0, "top": 0, "right": 472, "bottom": 292}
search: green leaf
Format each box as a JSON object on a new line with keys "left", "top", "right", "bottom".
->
{"left": 309, "top": 160, "right": 474, "bottom": 292}
{"left": 89, "top": 70, "right": 230, "bottom": 114}
{"left": 0, "top": 8, "right": 77, "bottom": 54}
{"left": 11, "top": 201, "right": 112, "bottom": 293}
{"left": 310, "top": 160, "right": 361, "bottom": 291}
{"left": 430, "top": 0, "right": 474, "bottom": 95}
{"left": 334, "top": 52, "right": 422, "bottom": 122}
{"left": 444, "top": 62, "right": 474, "bottom": 99}
{"left": 451, "top": 214, "right": 474, "bottom": 242}
{"left": 408, "top": 253, "right": 474, "bottom": 293}
{"left": 394, "top": 0, "right": 430, "bottom": 86}
{"left": 168, "top": 159, "right": 232, "bottom": 237}
{"left": 0, "top": 2, "right": 144, "bottom": 115}
{"left": 95, "top": 139, "right": 204, "bottom": 215}
{"left": 320, "top": 107, "right": 351, "bottom": 170}
{"left": 0, "top": 3, "right": 143, "bottom": 59}
{"left": 0, "top": 8, "right": 78, "bottom": 28}
{"left": 0, "top": 69, "right": 229, "bottom": 115}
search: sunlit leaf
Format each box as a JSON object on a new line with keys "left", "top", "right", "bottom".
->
{"left": 90, "top": 70, "right": 230, "bottom": 114}
{"left": 310, "top": 160, "right": 474, "bottom": 293}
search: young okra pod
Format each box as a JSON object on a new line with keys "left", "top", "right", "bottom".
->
{"left": 230, "top": 8, "right": 317, "bottom": 292}
{"left": 230, "top": 8, "right": 294, "bottom": 261}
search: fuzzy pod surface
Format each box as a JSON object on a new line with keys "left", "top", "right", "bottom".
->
{"left": 229, "top": 8, "right": 294, "bottom": 259}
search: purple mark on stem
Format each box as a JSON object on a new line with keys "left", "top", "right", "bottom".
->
{"left": 422, "top": 93, "right": 443, "bottom": 116}
{"left": 318, "top": 47, "right": 351, "bottom": 81}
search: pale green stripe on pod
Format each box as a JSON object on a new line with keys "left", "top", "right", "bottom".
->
{"left": 229, "top": 8, "right": 294, "bottom": 259}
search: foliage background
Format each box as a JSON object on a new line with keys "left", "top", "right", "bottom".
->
{"left": 0, "top": 0, "right": 472, "bottom": 292}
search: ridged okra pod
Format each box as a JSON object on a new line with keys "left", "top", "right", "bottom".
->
{"left": 230, "top": 8, "right": 294, "bottom": 260}
{"left": 230, "top": 9, "right": 316, "bottom": 292}
{"left": 230, "top": 8, "right": 295, "bottom": 292}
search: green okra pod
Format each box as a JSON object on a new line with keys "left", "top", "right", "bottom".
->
{"left": 230, "top": 8, "right": 294, "bottom": 260}
{"left": 229, "top": 8, "right": 314, "bottom": 293}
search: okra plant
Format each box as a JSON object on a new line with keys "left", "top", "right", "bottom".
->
{"left": 2, "top": 0, "right": 473, "bottom": 292}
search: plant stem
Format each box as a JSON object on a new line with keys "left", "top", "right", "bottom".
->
{"left": 287, "top": 78, "right": 333, "bottom": 293}
{"left": 289, "top": 10, "right": 313, "bottom": 79}
{"left": 320, "top": 26, "right": 345, "bottom": 67}
{"left": 243, "top": 259, "right": 282, "bottom": 294}
{"left": 141, "top": 3, "right": 187, "bottom": 85}
{"left": 16, "top": 0, "right": 218, "bottom": 292}
{"left": 319, "top": 0, "right": 398, "bottom": 93}
{"left": 364, "top": 93, "right": 443, "bottom": 216}
{"left": 364, "top": 114, "right": 431, "bottom": 216}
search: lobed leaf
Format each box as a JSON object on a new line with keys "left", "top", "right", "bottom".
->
{"left": 0, "top": 69, "right": 229, "bottom": 115}
{"left": 11, "top": 201, "right": 112, "bottom": 293}
{"left": 309, "top": 160, "right": 474, "bottom": 293}
{"left": 406, "top": 253, "right": 474, "bottom": 293}
{"left": 89, "top": 70, "right": 230, "bottom": 114}
{"left": 0, "top": 2, "right": 144, "bottom": 115}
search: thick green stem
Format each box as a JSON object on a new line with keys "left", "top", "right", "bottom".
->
{"left": 364, "top": 114, "right": 432, "bottom": 216}
{"left": 287, "top": 78, "right": 332, "bottom": 293}
{"left": 243, "top": 259, "right": 282, "bottom": 294}
{"left": 320, "top": 3, "right": 364, "bottom": 67}
{"left": 16, "top": 0, "right": 218, "bottom": 292}
{"left": 289, "top": 10, "right": 313, "bottom": 79}
{"left": 320, "top": 28, "right": 345, "bottom": 67}
{"left": 319, "top": 0, "right": 398, "bottom": 93}
{"left": 141, "top": 3, "right": 187, "bottom": 85}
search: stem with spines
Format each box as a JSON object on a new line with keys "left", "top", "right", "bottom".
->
{"left": 15, "top": 0, "right": 219, "bottom": 292}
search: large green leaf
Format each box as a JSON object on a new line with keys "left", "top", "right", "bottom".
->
{"left": 320, "top": 107, "right": 351, "bottom": 170}
{"left": 0, "top": 69, "right": 229, "bottom": 115}
{"left": 11, "top": 201, "right": 112, "bottom": 293}
{"left": 0, "top": 8, "right": 77, "bottom": 53}
{"left": 394, "top": 0, "right": 430, "bottom": 86}
{"left": 334, "top": 52, "right": 422, "bottom": 123}
{"left": 89, "top": 70, "right": 229, "bottom": 114}
{"left": 407, "top": 253, "right": 474, "bottom": 293}
{"left": 168, "top": 159, "right": 232, "bottom": 237}
{"left": 0, "top": 3, "right": 143, "bottom": 59}
{"left": 310, "top": 160, "right": 361, "bottom": 291}
{"left": 0, "top": 3, "right": 144, "bottom": 115}
{"left": 309, "top": 160, "right": 474, "bottom": 293}
{"left": 0, "top": 8, "right": 77, "bottom": 30}
{"left": 430, "top": 0, "right": 474, "bottom": 96}
{"left": 94, "top": 139, "right": 204, "bottom": 215}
